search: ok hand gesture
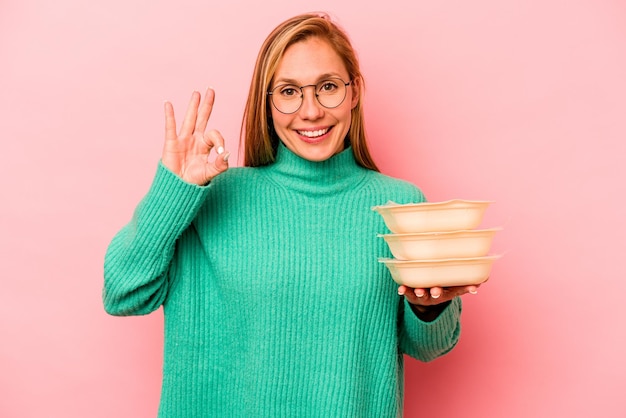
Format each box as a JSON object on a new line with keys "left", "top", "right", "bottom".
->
{"left": 162, "top": 88, "right": 230, "bottom": 185}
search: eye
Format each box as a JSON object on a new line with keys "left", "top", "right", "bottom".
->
{"left": 278, "top": 85, "right": 300, "bottom": 98}
{"left": 318, "top": 80, "right": 339, "bottom": 93}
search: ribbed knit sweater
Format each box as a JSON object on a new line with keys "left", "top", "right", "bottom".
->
{"left": 103, "top": 143, "right": 462, "bottom": 417}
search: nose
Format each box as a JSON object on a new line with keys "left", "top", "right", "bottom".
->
{"left": 298, "top": 86, "right": 324, "bottom": 120}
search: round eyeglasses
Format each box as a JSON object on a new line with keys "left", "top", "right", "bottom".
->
{"left": 267, "top": 78, "right": 351, "bottom": 114}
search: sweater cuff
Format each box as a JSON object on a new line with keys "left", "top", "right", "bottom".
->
{"left": 403, "top": 296, "right": 462, "bottom": 346}
{"left": 134, "top": 162, "right": 211, "bottom": 247}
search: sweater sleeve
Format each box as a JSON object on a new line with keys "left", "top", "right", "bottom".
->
{"left": 398, "top": 297, "right": 462, "bottom": 362}
{"left": 103, "top": 162, "right": 211, "bottom": 316}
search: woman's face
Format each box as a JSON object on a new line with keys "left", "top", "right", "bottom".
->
{"left": 270, "top": 37, "right": 358, "bottom": 162}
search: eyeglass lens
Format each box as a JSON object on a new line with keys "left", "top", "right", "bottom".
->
{"left": 270, "top": 78, "right": 348, "bottom": 114}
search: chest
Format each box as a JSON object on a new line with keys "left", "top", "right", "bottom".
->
{"left": 193, "top": 193, "right": 392, "bottom": 297}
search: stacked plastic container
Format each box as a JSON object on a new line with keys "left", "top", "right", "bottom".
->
{"left": 372, "top": 199, "right": 501, "bottom": 289}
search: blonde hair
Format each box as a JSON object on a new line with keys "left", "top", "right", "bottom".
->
{"left": 240, "top": 12, "right": 379, "bottom": 171}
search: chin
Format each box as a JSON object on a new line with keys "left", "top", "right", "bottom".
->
{"left": 300, "top": 142, "right": 343, "bottom": 161}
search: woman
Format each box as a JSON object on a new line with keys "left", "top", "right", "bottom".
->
{"left": 104, "top": 12, "right": 477, "bottom": 417}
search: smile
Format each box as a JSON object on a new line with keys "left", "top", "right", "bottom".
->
{"left": 296, "top": 127, "right": 331, "bottom": 138}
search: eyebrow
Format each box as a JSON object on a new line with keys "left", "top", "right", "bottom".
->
{"left": 273, "top": 72, "right": 345, "bottom": 86}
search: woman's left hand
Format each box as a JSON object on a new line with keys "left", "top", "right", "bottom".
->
{"left": 398, "top": 284, "right": 479, "bottom": 307}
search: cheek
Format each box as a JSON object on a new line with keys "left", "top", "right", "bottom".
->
{"left": 339, "top": 106, "right": 354, "bottom": 127}
{"left": 270, "top": 109, "right": 288, "bottom": 131}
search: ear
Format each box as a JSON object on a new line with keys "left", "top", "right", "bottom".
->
{"left": 350, "top": 77, "right": 360, "bottom": 109}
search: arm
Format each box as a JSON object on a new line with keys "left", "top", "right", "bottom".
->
{"left": 103, "top": 163, "right": 210, "bottom": 316}
{"left": 103, "top": 88, "right": 229, "bottom": 316}
{"left": 398, "top": 296, "right": 462, "bottom": 362}
{"left": 397, "top": 283, "right": 480, "bottom": 361}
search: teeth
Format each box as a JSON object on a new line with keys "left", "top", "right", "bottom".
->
{"left": 298, "top": 128, "right": 329, "bottom": 138}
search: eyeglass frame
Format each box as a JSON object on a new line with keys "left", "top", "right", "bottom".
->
{"left": 267, "top": 78, "right": 352, "bottom": 114}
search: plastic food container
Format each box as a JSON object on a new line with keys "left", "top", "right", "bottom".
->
{"left": 372, "top": 199, "right": 492, "bottom": 233}
{"left": 379, "top": 255, "right": 500, "bottom": 288}
{"left": 379, "top": 228, "right": 500, "bottom": 260}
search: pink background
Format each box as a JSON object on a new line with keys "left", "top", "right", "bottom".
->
{"left": 1, "top": 0, "right": 625, "bottom": 417}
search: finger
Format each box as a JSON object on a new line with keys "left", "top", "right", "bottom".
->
{"left": 213, "top": 150, "right": 230, "bottom": 174}
{"left": 398, "top": 286, "right": 418, "bottom": 305}
{"left": 204, "top": 130, "right": 230, "bottom": 178}
{"left": 202, "top": 151, "right": 230, "bottom": 183}
{"left": 405, "top": 288, "right": 423, "bottom": 305}
{"left": 203, "top": 129, "right": 226, "bottom": 155}
{"left": 430, "top": 287, "right": 443, "bottom": 299}
{"left": 399, "top": 286, "right": 428, "bottom": 304}
{"left": 467, "top": 285, "right": 479, "bottom": 295}
{"left": 164, "top": 101, "right": 177, "bottom": 141}
{"left": 180, "top": 91, "right": 201, "bottom": 137}
{"left": 397, "top": 285, "right": 407, "bottom": 296}
{"left": 195, "top": 87, "right": 215, "bottom": 134}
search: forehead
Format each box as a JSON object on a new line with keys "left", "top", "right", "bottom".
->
{"left": 273, "top": 37, "right": 349, "bottom": 84}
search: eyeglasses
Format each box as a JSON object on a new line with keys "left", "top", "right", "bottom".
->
{"left": 267, "top": 78, "right": 351, "bottom": 114}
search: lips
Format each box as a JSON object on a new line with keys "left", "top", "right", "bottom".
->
{"left": 296, "top": 127, "right": 331, "bottom": 138}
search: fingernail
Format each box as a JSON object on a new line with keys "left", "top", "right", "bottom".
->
{"left": 469, "top": 289, "right": 478, "bottom": 295}
{"left": 223, "top": 152, "right": 230, "bottom": 162}
{"left": 217, "top": 146, "right": 224, "bottom": 154}
{"left": 397, "top": 288, "right": 405, "bottom": 296}
{"left": 431, "top": 293, "right": 440, "bottom": 299}
{"left": 414, "top": 290, "right": 425, "bottom": 297}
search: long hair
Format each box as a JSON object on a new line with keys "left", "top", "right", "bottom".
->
{"left": 240, "top": 12, "right": 379, "bottom": 171}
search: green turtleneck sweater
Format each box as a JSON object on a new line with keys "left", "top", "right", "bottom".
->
{"left": 103, "top": 144, "right": 462, "bottom": 417}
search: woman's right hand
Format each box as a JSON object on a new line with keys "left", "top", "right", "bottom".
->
{"left": 162, "top": 88, "right": 230, "bottom": 185}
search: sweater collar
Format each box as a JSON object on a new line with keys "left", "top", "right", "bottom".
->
{"left": 260, "top": 141, "right": 368, "bottom": 196}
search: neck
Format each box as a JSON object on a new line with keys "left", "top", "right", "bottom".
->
{"left": 259, "top": 142, "right": 368, "bottom": 196}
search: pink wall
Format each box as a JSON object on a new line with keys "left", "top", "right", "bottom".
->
{"left": 1, "top": 0, "right": 625, "bottom": 416}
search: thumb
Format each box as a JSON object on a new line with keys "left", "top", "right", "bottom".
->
{"left": 204, "top": 148, "right": 229, "bottom": 181}
{"left": 214, "top": 150, "right": 230, "bottom": 174}
{"left": 203, "top": 129, "right": 229, "bottom": 178}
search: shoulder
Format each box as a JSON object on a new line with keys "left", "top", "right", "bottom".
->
{"left": 200, "top": 167, "right": 265, "bottom": 206}
{"left": 362, "top": 170, "right": 427, "bottom": 204}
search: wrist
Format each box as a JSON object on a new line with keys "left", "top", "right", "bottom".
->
{"left": 409, "top": 300, "right": 451, "bottom": 322}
